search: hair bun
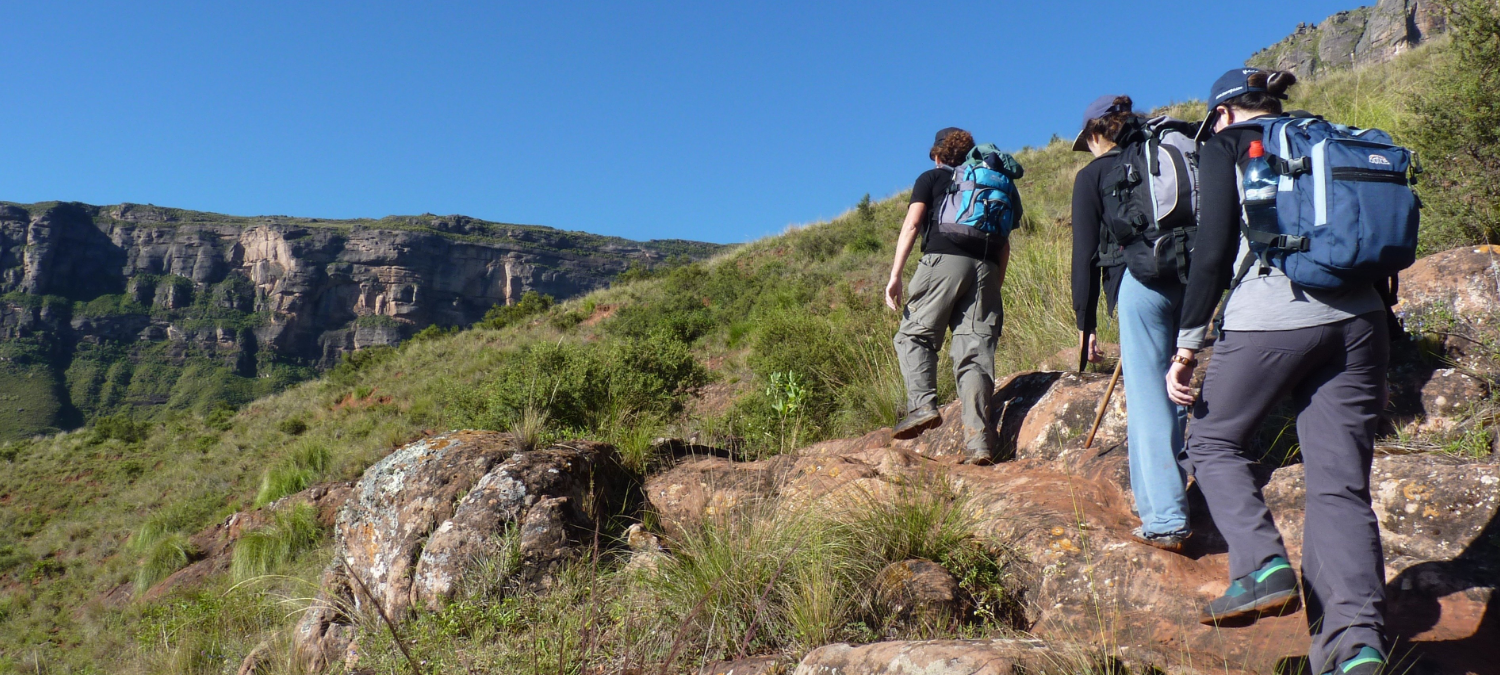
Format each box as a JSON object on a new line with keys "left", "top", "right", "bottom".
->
{"left": 1111, "top": 95, "right": 1134, "bottom": 111}
{"left": 1266, "top": 71, "right": 1298, "bottom": 96}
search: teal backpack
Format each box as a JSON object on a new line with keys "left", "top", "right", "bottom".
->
{"left": 933, "top": 144, "right": 1024, "bottom": 251}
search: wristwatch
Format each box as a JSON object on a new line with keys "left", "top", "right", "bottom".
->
{"left": 1170, "top": 353, "right": 1197, "bottom": 367}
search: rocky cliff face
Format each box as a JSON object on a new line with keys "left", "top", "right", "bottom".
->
{"left": 0, "top": 201, "right": 722, "bottom": 437}
{"left": 1247, "top": 0, "right": 1447, "bottom": 77}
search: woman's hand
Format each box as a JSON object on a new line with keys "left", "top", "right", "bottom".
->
{"left": 884, "top": 275, "right": 903, "bottom": 312}
{"left": 1079, "top": 331, "right": 1103, "bottom": 363}
{"left": 1166, "top": 348, "right": 1198, "bottom": 407}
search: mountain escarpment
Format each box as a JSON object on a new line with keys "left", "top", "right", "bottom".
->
{"left": 1248, "top": 0, "right": 1447, "bottom": 76}
{"left": 0, "top": 201, "right": 722, "bottom": 438}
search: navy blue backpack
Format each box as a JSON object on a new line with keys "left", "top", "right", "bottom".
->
{"left": 1238, "top": 115, "right": 1420, "bottom": 290}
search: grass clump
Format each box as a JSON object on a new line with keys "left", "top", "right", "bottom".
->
{"left": 134, "top": 532, "right": 195, "bottom": 593}
{"left": 253, "top": 442, "right": 332, "bottom": 507}
{"left": 230, "top": 504, "right": 322, "bottom": 581}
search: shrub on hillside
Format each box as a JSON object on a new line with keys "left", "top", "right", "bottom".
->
{"left": 91, "top": 413, "right": 149, "bottom": 444}
{"left": 447, "top": 332, "right": 708, "bottom": 437}
{"left": 1407, "top": 0, "right": 1500, "bottom": 251}
{"left": 477, "top": 291, "right": 554, "bottom": 330}
{"left": 328, "top": 345, "right": 397, "bottom": 387}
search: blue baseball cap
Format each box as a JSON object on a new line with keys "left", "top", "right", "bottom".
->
{"left": 1071, "top": 94, "right": 1131, "bottom": 152}
{"left": 1198, "top": 67, "right": 1268, "bottom": 139}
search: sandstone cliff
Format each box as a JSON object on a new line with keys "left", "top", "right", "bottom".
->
{"left": 0, "top": 201, "right": 722, "bottom": 437}
{"left": 1247, "top": 0, "right": 1447, "bottom": 77}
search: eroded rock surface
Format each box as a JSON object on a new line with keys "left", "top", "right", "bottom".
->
{"left": 648, "top": 367, "right": 1500, "bottom": 674}
{"left": 793, "top": 639, "right": 1057, "bottom": 675}
{"left": 1248, "top": 0, "right": 1447, "bottom": 77}
{"left": 295, "top": 430, "right": 630, "bottom": 668}
{"left": 872, "top": 559, "right": 968, "bottom": 631}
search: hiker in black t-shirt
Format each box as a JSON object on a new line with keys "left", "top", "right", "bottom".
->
{"left": 884, "top": 128, "right": 1009, "bottom": 464}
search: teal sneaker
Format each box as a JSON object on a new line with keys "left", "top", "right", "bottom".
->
{"left": 1200, "top": 556, "right": 1301, "bottom": 626}
{"left": 1335, "top": 646, "right": 1385, "bottom": 675}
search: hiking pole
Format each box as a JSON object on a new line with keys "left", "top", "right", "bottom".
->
{"left": 1083, "top": 361, "right": 1122, "bottom": 449}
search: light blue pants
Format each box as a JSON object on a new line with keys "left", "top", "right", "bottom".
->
{"left": 1117, "top": 271, "right": 1190, "bottom": 536}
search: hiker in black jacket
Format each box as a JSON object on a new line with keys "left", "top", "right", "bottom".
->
{"left": 1171, "top": 68, "right": 1390, "bottom": 675}
{"left": 1071, "top": 94, "right": 1195, "bottom": 553}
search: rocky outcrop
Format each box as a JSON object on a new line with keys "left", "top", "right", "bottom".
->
{"left": 0, "top": 202, "right": 721, "bottom": 368}
{"left": 1247, "top": 0, "right": 1447, "bottom": 77}
{"left": 648, "top": 367, "right": 1500, "bottom": 674}
{"left": 294, "top": 431, "right": 632, "bottom": 670}
{"left": 0, "top": 201, "right": 721, "bottom": 438}
{"left": 872, "top": 560, "right": 968, "bottom": 632}
{"left": 794, "top": 639, "right": 1060, "bottom": 675}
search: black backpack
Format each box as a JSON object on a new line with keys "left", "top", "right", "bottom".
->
{"left": 1097, "top": 117, "right": 1201, "bottom": 284}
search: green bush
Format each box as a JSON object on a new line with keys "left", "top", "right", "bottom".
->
{"left": 478, "top": 291, "right": 554, "bottom": 330}
{"left": 448, "top": 333, "right": 708, "bottom": 437}
{"left": 230, "top": 504, "right": 322, "bottom": 581}
{"left": 73, "top": 294, "right": 149, "bottom": 318}
{"left": 204, "top": 403, "right": 236, "bottom": 431}
{"left": 91, "top": 413, "right": 149, "bottom": 444}
{"left": 328, "top": 345, "right": 397, "bottom": 387}
{"left": 277, "top": 416, "right": 308, "bottom": 436}
{"left": 406, "top": 323, "right": 458, "bottom": 344}
{"left": 1406, "top": 0, "right": 1500, "bottom": 251}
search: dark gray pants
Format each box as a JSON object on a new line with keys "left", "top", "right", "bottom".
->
{"left": 1186, "top": 312, "right": 1389, "bottom": 674}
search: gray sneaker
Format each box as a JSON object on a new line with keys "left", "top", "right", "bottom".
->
{"left": 1200, "top": 556, "right": 1302, "bottom": 626}
{"left": 892, "top": 406, "right": 941, "bottom": 439}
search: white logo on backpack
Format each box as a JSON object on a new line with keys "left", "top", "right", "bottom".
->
{"left": 1369, "top": 154, "right": 1391, "bottom": 166}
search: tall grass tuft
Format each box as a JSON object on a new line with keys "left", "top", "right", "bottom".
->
{"left": 134, "top": 532, "right": 195, "bottom": 593}
{"left": 640, "top": 508, "right": 866, "bottom": 661}
{"left": 839, "top": 473, "right": 1022, "bottom": 630}
{"left": 230, "top": 503, "right": 322, "bottom": 581}
{"left": 253, "top": 442, "right": 331, "bottom": 508}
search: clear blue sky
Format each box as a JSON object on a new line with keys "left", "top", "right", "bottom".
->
{"left": 0, "top": 1, "right": 1359, "bottom": 244}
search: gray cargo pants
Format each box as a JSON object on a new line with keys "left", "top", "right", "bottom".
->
{"left": 1185, "top": 312, "right": 1389, "bottom": 674}
{"left": 893, "top": 253, "right": 1002, "bottom": 455}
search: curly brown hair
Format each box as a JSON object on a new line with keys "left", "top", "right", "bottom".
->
{"left": 1081, "top": 95, "right": 1144, "bottom": 145}
{"left": 930, "top": 129, "right": 975, "bottom": 166}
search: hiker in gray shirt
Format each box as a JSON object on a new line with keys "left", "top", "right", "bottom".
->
{"left": 884, "top": 128, "right": 1012, "bottom": 465}
{"left": 1170, "top": 68, "right": 1391, "bottom": 675}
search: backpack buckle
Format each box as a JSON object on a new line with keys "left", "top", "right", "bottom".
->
{"left": 1274, "top": 234, "right": 1310, "bottom": 252}
{"left": 1274, "top": 157, "right": 1311, "bottom": 177}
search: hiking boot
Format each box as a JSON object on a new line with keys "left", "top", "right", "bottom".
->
{"left": 892, "top": 406, "right": 941, "bottom": 439}
{"left": 1200, "top": 555, "right": 1301, "bottom": 627}
{"left": 1130, "top": 526, "right": 1191, "bottom": 554}
{"left": 960, "top": 449, "right": 994, "bottom": 466}
{"left": 1334, "top": 646, "right": 1386, "bottom": 675}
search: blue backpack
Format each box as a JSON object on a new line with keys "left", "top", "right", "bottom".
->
{"left": 1238, "top": 115, "right": 1420, "bottom": 290}
{"left": 933, "top": 143, "right": 1023, "bottom": 251}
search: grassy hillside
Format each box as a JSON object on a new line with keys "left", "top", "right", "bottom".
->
{"left": 0, "top": 26, "right": 1493, "bottom": 673}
